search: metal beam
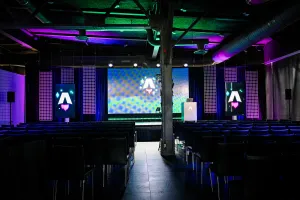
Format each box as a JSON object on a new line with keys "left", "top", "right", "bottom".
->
{"left": 0, "top": 30, "right": 38, "bottom": 51}
{"left": 160, "top": 0, "right": 174, "bottom": 156}
{"left": 132, "top": 0, "right": 150, "bottom": 19}
{"left": 104, "top": 0, "right": 122, "bottom": 19}
{"left": 0, "top": 24, "right": 151, "bottom": 30}
{"left": 173, "top": 16, "right": 201, "bottom": 47}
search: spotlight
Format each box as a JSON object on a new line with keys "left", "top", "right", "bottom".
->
{"left": 133, "top": 63, "right": 138, "bottom": 67}
{"left": 156, "top": 63, "right": 160, "bottom": 67}
{"left": 108, "top": 63, "right": 113, "bottom": 67}
{"left": 183, "top": 63, "right": 188, "bottom": 67}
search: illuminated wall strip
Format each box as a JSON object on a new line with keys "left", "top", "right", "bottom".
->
{"left": 204, "top": 66, "right": 217, "bottom": 113}
{"left": 83, "top": 67, "right": 96, "bottom": 114}
{"left": 61, "top": 68, "right": 74, "bottom": 84}
{"left": 39, "top": 71, "right": 53, "bottom": 121}
{"left": 245, "top": 71, "right": 259, "bottom": 119}
{"left": 224, "top": 67, "right": 237, "bottom": 82}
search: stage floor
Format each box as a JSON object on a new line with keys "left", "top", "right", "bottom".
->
{"left": 135, "top": 122, "right": 162, "bottom": 126}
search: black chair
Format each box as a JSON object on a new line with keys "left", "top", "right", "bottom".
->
{"left": 210, "top": 143, "right": 246, "bottom": 200}
{"left": 49, "top": 137, "right": 86, "bottom": 200}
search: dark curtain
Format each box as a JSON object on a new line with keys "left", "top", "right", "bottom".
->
{"left": 216, "top": 67, "right": 225, "bottom": 120}
{"left": 52, "top": 68, "right": 61, "bottom": 122}
{"left": 75, "top": 68, "right": 83, "bottom": 121}
{"left": 189, "top": 68, "right": 204, "bottom": 120}
{"left": 258, "top": 67, "right": 266, "bottom": 120}
{"left": 237, "top": 67, "right": 245, "bottom": 120}
{"left": 272, "top": 54, "right": 300, "bottom": 120}
{"left": 25, "top": 64, "right": 39, "bottom": 122}
{"left": 96, "top": 68, "right": 108, "bottom": 121}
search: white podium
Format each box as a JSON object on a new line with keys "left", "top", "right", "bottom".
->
{"left": 181, "top": 102, "right": 197, "bottom": 122}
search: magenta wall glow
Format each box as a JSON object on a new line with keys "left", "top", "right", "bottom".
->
{"left": 0, "top": 69, "right": 25, "bottom": 125}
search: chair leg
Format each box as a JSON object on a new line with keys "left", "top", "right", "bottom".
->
{"left": 209, "top": 167, "right": 214, "bottom": 192}
{"left": 81, "top": 180, "right": 85, "bottom": 200}
{"left": 200, "top": 162, "right": 204, "bottom": 186}
{"left": 195, "top": 157, "right": 198, "bottom": 183}
{"left": 192, "top": 152, "right": 195, "bottom": 171}
{"left": 125, "top": 164, "right": 128, "bottom": 187}
{"left": 217, "top": 176, "right": 221, "bottom": 200}
{"left": 53, "top": 180, "right": 58, "bottom": 200}
{"left": 67, "top": 180, "right": 70, "bottom": 196}
{"left": 102, "top": 165, "right": 105, "bottom": 188}
{"left": 91, "top": 171, "right": 94, "bottom": 200}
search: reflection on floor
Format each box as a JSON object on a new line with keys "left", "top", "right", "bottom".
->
{"left": 122, "top": 142, "right": 200, "bottom": 200}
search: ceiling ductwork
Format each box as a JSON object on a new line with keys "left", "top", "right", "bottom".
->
{"left": 246, "top": 0, "right": 274, "bottom": 5}
{"left": 16, "top": 0, "right": 51, "bottom": 23}
{"left": 212, "top": 3, "right": 300, "bottom": 63}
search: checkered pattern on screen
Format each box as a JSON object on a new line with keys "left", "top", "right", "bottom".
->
{"left": 224, "top": 67, "right": 237, "bottom": 82}
{"left": 204, "top": 66, "right": 217, "bottom": 113}
{"left": 83, "top": 67, "right": 96, "bottom": 114}
{"left": 61, "top": 68, "right": 74, "bottom": 84}
{"left": 39, "top": 71, "right": 52, "bottom": 121}
{"left": 246, "top": 71, "right": 259, "bottom": 119}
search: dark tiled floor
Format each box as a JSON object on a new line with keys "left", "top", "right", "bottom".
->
{"left": 122, "top": 142, "right": 199, "bottom": 200}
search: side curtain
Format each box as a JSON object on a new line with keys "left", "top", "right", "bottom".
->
{"left": 189, "top": 68, "right": 204, "bottom": 120}
{"left": 273, "top": 54, "right": 300, "bottom": 120}
{"left": 96, "top": 68, "right": 108, "bottom": 121}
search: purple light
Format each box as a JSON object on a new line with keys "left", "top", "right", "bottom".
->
{"left": 35, "top": 34, "right": 141, "bottom": 45}
{"left": 212, "top": 52, "right": 231, "bottom": 63}
{"left": 21, "top": 29, "right": 34, "bottom": 37}
{"left": 256, "top": 37, "right": 272, "bottom": 45}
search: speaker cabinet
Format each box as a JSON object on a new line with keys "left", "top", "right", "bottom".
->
{"left": 285, "top": 89, "right": 292, "bottom": 100}
{"left": 7, "top": 92, "right": 15, "bottom": 103}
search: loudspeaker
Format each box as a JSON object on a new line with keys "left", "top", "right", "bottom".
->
{"left": 285, "top": 89, "right": 292, "bottom": 100}
{"left": 7, "top": 92, "right": 15, "bottom": 103}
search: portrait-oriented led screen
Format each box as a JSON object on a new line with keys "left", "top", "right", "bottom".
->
{"left": 108, "top": 68, "right": 189, "bottom": 114}
{"left": 225, "top": 82, "right": 245, "bottom": 116}
{"left": 55, "top": 84, "right": 75, "bottom": 118}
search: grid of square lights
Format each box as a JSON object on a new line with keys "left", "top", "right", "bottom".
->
{"left": 246, "top": 71, "right": 259, "bottom": 119}
{"left": 39, "top": 71, "right": 53, "bottom": 121}
{"left": 224, "top": 67, "right": 237, "bottom": 82}
{"left": 83, "top": 67, "right": 96, "bottom": 114}
{"left": 61, "top": 68, "right": 74, "bottom": 84}
{"left": 0, "top": 71, "right": 13, "bottom": 124}
{"left": 204, "top": 66, "right": 217, "bottom": 113}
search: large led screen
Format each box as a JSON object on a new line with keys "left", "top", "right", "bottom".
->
{"left": 225, "top": 82, "right": 245, "bottom": 116}
{"left": 108, "top": 68, "right": 189, "bottom": 114}
{"left": 55, "top": 84, "right": 75, "bottom": 118}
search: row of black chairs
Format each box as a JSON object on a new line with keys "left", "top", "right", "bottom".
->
{"left": 0, "top": 122, "right": 136, "bottom": 200}
{"left": 175, "top": 121, "right": 300, "bottom": 200}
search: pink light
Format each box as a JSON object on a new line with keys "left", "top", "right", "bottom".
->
{"left": 231, "top": 102, "right": 239, "bottom": 108}
{"left": 61, "top": 104, "right": 69, "bottom": 111}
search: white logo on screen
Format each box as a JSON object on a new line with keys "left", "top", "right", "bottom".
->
{"left": 188, "top": 106, "right": 193, "bottom": 111}
{"left": 58, "top": 92, "right": 73, "bottom": 105}
{"left": 228, "top": 91, "right": 242, "bottom": 103}
{"left": 142, "top": 78, "right": 155, "bottom": 94}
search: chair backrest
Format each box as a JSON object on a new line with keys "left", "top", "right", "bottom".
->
{"left": 215, "top": 143, "right": 245, "bottom": 176}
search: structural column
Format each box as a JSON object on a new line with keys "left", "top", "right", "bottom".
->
{"left": 160, "top": 0, "right": 174, "bottom": 156}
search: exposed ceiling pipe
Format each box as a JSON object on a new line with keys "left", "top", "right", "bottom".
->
{"left": 212, "top": 3, "right": 300, "bottom": 63}
{"left": 146, "top": 29, "right": 160, "bottom": 46}
{"left": 16, "top": 0, "right": 51, "bottom": 23}
{"left": 246, "top": 0, "right": 274, "bottom": 5}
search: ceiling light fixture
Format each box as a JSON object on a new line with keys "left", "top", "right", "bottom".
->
{"left": 156, "top": 64, "right": 160, "bottom": 67}
{"left": 108, "top": 63, "right": 113, "bottom": 67}
{"left": 133, "top": 63, "right": 138, "bottom": 67}
{"left": 184, "top": 63, "right": 188, "bottom": 67}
